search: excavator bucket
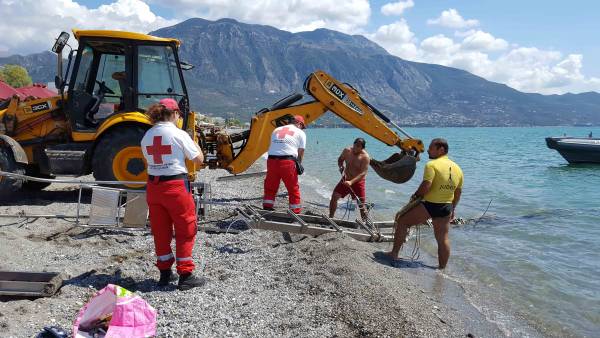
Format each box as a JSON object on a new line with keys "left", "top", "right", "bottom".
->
{"left": 370, "top": 152, "right": 417, "bottom": 184}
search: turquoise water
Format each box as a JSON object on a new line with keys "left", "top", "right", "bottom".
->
{"left": 300, "top": 127, "right": 600, "bottom": 337}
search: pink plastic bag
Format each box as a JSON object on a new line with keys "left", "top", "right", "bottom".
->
{"left": 72, "top": 284, "right": 156, "bottom": 338}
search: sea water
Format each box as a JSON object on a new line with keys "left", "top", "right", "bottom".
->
{"left": 300, "top": 127, "right": 600, "bottom": 337}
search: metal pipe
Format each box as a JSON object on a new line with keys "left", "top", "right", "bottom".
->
{"left": 0, "top": 214, "right": 88, "bottom": 218}
{"left": 57, "top": 52, "right": 63, "bottom": 92}
{"left": 76, "top": 186, "right": 83, "bottom": 225}
{"left": 0, "top": 170, "right": 146, "bottom": 185}
{"left": 0, "top": 171, "right": 205, "bottom": 188}
{"left": 389, "top": 120, "right": 414, "bottom": 140}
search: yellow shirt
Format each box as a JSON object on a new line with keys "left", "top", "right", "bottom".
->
{"left": 422, "top": 155, "right": 463, "bottom": 203}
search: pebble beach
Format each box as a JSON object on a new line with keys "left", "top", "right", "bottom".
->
{"left": 0, "top": 166, "right": 523, "bottom": 337}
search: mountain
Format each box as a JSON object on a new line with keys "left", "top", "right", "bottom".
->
{"left": 0, "top": 51, "right": 56, "bottom": 85}
{"left": 151, "top": 18, "right": 600, "bottom": 126}
{"left": 3, "top": 18, "right": 600, "bottom": 126}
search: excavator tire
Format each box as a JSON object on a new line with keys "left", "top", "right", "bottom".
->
{"left": 23, "top": 178, "right": 53, "bottom": 191}
{"left": 22, "top": 167, "right": 53, "bottom": 191}
{"left": 92, "top": 126, "right": 148, "bottom": 189}
{"left": 0, "top": 146, "right": 25, "bottom": 198}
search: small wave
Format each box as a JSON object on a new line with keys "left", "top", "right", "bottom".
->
{"left": 385, "top": 189, "right": 396, "bottom": 194}
{"left": 300, "top": 173, "right": 333, "bottom": 200}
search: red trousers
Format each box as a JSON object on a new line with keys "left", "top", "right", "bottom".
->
{"left": 263, "top": 158, "right": 301, "bottom": 213}
{"left": 146, "top": 179, "right": 197, "bottom": 274}
{"left": 333, "top": 178, "right": 366, "bottom": 204}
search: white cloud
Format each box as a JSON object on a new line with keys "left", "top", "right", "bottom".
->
{"left": 460, "top": 30, "right": 508, "bottom": 51}
{"left": 420, "top": 34, "right": 457, "bottom": 55}
{"left": 159, "top": 0, "right": 371, "bottom": 34}
{"left": 0, "top": 0, "right": 177, "bottom": 55}
{"left": 371, "top": 12, "right": 600, "bottom": 94}
{"left": 381, "top": 0, "right": 414, "bottom": 16}
{"left": 427, "top": 9, "right": 479, "bottom": 29}
{"left": 366, "top": 19, "right": 418, "bottom": 59}
{"left": 489, "top": 49, "right": 600, "bottom": 93}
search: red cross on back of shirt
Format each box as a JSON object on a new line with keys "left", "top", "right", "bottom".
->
{"left": 276, "top": 126, "right": 295, "bottom": 139}
{"left": 146, "top": 135, "right": 172, "bottom": 164}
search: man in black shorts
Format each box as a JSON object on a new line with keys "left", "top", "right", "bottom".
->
{"left": 386, "top": 138, "right": 463, "bottom": 269}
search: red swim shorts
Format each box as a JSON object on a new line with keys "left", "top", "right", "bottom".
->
{"left": 333, "top": 179, "right": 366, "bottom": 203}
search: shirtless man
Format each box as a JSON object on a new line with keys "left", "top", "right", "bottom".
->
{"left": 329, "top": 138, "right": 370, "bottom": 220}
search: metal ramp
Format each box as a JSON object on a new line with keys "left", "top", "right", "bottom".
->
{"left": 237, "top": 205, "right": 395, "bottom": 242}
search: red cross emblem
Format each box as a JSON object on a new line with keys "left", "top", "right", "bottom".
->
{"left": 146, "top": 136, "right": 172, "bottom": 164}
{"left": 276, "top": 127, "right": 295, "bottom": 139}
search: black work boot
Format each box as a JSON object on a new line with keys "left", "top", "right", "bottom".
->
{"left": 157, "top": 269, "right": 177, "bottom": 287}
{"left": 177, "top": 273, "right": 207, "bottom": 291}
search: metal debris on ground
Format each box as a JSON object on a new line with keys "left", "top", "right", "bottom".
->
{"left": 0, "top": 271, "right": 63, "bottom": 297}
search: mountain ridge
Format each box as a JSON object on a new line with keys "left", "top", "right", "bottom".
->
{"left": 2, "top": 18, "right": 599, "bottom": 126}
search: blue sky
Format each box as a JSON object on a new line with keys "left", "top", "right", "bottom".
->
{"left": 373, "top": 0, "right": 600, "bottom": 76}
{"left": 2, "top": 0, "right": 598, "bottom": 94}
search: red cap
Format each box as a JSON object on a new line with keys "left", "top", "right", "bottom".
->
{"left": 294, "top": 115, "right": 306, "bottom": 128}
{"left": 159, "top": 98, "right": 180, "bottom": 111}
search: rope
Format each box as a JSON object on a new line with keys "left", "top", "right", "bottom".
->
{"left": 474, "top": 199, "right": 493, "bottom": 226}
{"left": 0, "top": 217, "right": 39, "bottom": 228}
{"left": 392, "top": 197, "right": 430, "bottom": 261}
{"left": 337, "top": 171, "right": 375, "bottom": 228}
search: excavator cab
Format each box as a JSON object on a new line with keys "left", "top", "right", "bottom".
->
{"left": 0, "top": 30, "right": 198, "bottom": 197}
{"left": 62, "top": 31, "right": 189, "bottom": 130}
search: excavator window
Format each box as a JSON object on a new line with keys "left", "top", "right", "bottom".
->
{"left": 72, "top": 46, "right": 94, "bottom": 93}
{"left": 93, "top": 54, "right": 125, "bottom": 117}
{"left": 68, "top": 41, "right": 129, "bottom": 129}
{"left": 137, "top": 45, "right": 185, "bottom": 110}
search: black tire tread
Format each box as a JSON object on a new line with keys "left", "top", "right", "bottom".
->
{"left": 0, "top": 146, "right": 25, "bottom": 197}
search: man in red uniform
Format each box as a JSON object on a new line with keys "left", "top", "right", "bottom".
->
{"left": 329, "top": 138, "right": 370, "bottom": 220}
{"left": 263, "top": 115, "right": 307, "bottom": 213}
{"left": 141, "top": 98, "right": 206, "bottom": 290}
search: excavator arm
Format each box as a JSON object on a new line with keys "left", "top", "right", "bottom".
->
{"left": 304, "top": 70, "right": 424, "bottom": 154}
{"left": 207, "top": 70, "right": 424, "bottom": 182}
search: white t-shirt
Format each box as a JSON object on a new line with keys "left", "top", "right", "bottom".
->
{"left": 141, "top": 122, "right": 200, "bottom": 176}
{"left": 267, "top": 124, "right": 306, "bottom": 157}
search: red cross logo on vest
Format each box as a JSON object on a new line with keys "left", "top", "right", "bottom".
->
{"left": 276, "top": 127, "right": 295, "bottom": 139}
{"left": 146, "top": 136, "right": 172, "bottom": 164}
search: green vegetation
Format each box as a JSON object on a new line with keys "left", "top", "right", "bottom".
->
{"left": 0, "top": 64, "right": 32, "bottom": 88}
{"left": 225, "top": 117, "right": 243, "bottom": 127}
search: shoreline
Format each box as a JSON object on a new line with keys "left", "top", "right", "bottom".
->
{"left": 0, "top": 165, "right": 536, "bottom": 337}
{"left": 298, "top": 166, "right": 547, "bottom": 337}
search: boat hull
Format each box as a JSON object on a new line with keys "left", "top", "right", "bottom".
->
{"left": 546, "top": 137, "right": 600, "bottom": 164}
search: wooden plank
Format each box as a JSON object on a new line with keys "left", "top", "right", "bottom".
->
{"left": 0, "top": 271, "right": 62, "bottom": 297}
{"left": 0, "top": 271, "right": 58, "bottom": 282}
{"left": 252, "top": 219, "right": 394, "bottom": 242}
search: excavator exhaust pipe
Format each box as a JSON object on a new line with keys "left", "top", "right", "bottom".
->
{"left": 370, "top": 152, "right": 417, "bottom": 184}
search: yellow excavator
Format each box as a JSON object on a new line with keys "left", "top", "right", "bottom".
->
{"left": 0, "top": 29, "right": 424, "bottom": 196}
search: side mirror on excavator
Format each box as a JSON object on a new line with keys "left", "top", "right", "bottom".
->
{"left": 52, "top": 32, "right": 70, "bottom": 96}
{"left": 52, "top": 32, "right": 70, "bottom": 54}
